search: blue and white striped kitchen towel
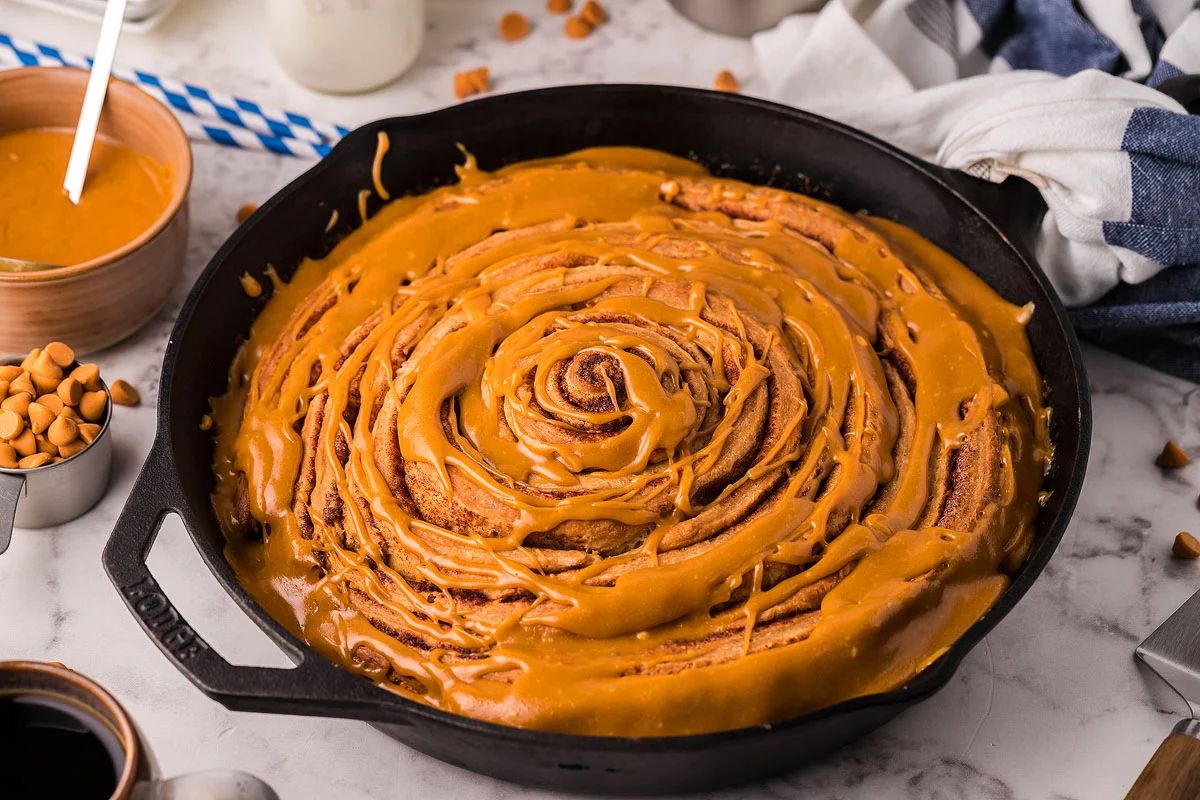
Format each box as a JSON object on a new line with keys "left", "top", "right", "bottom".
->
{"left": 755, "top": 0, "right": 1200, "bottom": 382}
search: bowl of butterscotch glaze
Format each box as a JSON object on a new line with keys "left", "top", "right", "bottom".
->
{"left": 0, "top": 67, "right": 191, "bottom": 354}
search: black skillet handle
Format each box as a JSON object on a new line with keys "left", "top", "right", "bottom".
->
{"left": 102, "top": 441, "right": 409, "bottom": 724}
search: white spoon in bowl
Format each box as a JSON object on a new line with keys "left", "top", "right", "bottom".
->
{"left": 63, "top": 0, "right": 129, "bottom": 205}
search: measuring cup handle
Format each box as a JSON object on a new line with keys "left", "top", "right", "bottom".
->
{"left": 0, "top": 471, "right": 24, "bottom": 554}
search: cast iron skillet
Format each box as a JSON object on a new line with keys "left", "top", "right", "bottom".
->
{"left": 103, "top": 85, "right": 1090, "bottom": 795}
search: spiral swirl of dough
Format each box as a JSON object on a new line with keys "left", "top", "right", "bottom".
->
{"left": 213, "top": 148, "right": 1049, "bottom": 736}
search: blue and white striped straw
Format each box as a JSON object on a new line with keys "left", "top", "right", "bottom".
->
{"left": 0, "top": 31, "right": 348, "bottom": 158}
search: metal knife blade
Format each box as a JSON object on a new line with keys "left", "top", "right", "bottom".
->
{"left": 1137, "top": 586, "right": 1200, "bottom": 716}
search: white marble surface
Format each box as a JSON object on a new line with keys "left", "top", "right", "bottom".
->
{"left": 1, "top": 1, "right": 1199, "bottom": 797}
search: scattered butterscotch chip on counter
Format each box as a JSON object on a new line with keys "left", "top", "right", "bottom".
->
{"left": 454, "top": 67, "right": 490, "bottom": 100}
{"left": 109, "top": 379, "right": 140, "bottom": 407}
{"left": 1174, "top": 531, "right": 1200, "bottom": 560}
{"left": 580, "top": 0, "right": 608, "bottom": 25}
{"left": 714, "top": 70, "right": 739, "bottom": 93}
{"left": 236, "top": 203, "right": 258, "bottom": 224}
{"left": 499, "top": 11, "right": 530, "bottom": 41}
{"left": 547, "top": 0, "right": 571, "bottom": 12}
{"left": 564, "top": 14, "right": 593, "bottom": 38}
{"left": 1156, "top": 439, "right": 1191, "bottom": 468}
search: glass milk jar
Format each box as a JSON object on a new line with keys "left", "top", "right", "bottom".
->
{"left": 267, "top": 0, "right": 424, "bottom": 93}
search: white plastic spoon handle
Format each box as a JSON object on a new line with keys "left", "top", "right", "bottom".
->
{"left": 63, "top": 0, "right": 128, "bottom": 205}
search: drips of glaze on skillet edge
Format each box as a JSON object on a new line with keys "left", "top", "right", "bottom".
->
{"left": 210, "top": 145, "right": 1050, "bottom": 737}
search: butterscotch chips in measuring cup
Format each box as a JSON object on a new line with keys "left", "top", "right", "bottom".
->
{"left": 0, "top": 342, "right": 123, "bottom": 469}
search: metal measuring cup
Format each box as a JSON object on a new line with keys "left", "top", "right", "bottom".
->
{"left": 0, "top": 360, "right": 113, "bottom": 552}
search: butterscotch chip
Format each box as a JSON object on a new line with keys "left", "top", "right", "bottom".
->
{"left": 1157, "top": 440, "right": 1191, "bottom": 468}
{"left": 19, "top": 349, "right": 40, "bottom": 372}
{"left": 499, "top": 11, "right": 530, "bottom": 41}
{"left": 1, "top": 393, "right": 31, "bottom": 417}
{"left": 8, "top": 372, "right": 34, "bottom": 398}
{"left": 714, "top": 70, "right": 739, "bottom": 93}
{"left": 199, "top": 414, "right": 214, "bottom": 431}
{"left": 454, "top": 67, "right": 490, "bottom": 100}
{"left": 0, "top": 410, "right": 23, "bottom": 440}
{"left": 0, "top": 442, "right": 16, "bottom": 468}
{"left": 1174, "top": 531, "right": 1200, "bottom": 560}
{"left": 79, "top": 391, "right": 108, "bottom": 422}
{"left": 37, "top": 436, "right": 57, "bottom": 457}
{"left": 47, "top": 415, "right": 78, "bottom": 448}
{"left": 70, "top": 363, "right": 101, "bottom": 392}
{"left": 580, "top": 0, "right": 607, "bottom": 26}
{"left": 58, "top": 440, "right": 87, "bottom": 459}
{"left": 11, "top": 429, "right": 35, "bottom": 457}
{"left": 18, "top": 452, "right": 51, "bottom": 470}
{"left": 30, "top": 373, "right": 59, "bottom": 395}
{"left": 57, "top": 377, "right": 82, "bottom": 407}
{"left": 61, "top": 407, "right": 82, "bottom": 423}
{"left": 547, "top": 0, "right": 571, "bottom": 12}
{"left": 240, "top": 273, "right": 263, "bottom": 299}
{"left": 36, "top": 394, "right": 63, "bottom": 415}
{"left": 0, "top": 380, "right": 8, "bottom": 398}
{"left": 77, "top": 423, "right": 102, "bottom": 445}
{"left": 110, "top": 379, "right": 140, "bottom": 406}
{"left": 236, "top": 203, "right": 258, "bottom": 224}
{"left": 30, "top": 350, "right": 62, "bottom": 381}
{"left": 0, "top": 365, "right": 21, "bottom": 382}
{"left": 565, "top": 15, "right": 593, "bottom": 38}
{"left": 44, "top": 341, "right": 75, "bottom": 369}
{"left": 27, "top": 402, "right": 54, "bottom": 435}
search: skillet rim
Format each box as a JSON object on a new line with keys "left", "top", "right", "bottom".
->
{"left": 151, "top": 83, "right": 1091, "bottom": 748}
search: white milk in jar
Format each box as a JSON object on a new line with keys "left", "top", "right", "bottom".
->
{"left": 267, "top": 0, "right": 424, "bottom": 93}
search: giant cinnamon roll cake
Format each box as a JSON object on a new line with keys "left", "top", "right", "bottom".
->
{"left": 212, "top": 147, "right": 1050, "bottom": 737}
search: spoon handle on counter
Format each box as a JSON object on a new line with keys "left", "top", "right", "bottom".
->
{"left": 1124, "top": 720, "right": 1200, "bottom": 799}
{"left": 63, "top": 0, "right": 128, "bottom": 205}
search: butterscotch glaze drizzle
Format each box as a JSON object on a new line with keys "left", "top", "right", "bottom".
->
{"left": 212, "top": 147, "right": 1049, "bottom": 736}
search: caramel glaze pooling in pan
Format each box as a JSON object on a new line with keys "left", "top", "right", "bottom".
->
{"left": 212, "top": 147, "right": 1050, "bottom": 737}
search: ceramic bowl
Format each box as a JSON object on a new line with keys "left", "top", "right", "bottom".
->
{"left": 0, "top": 67, "right": 192, "bottom": 354}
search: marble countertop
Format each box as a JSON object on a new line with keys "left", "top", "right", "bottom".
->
{"left": 2, "top": 1, "right": 1199, "bottom": 797}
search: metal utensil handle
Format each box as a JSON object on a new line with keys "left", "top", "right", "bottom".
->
{"left": 102, "top": 442, "right": 410, "bottom": 722}
{"left": 1124, "top": 719, "right": 1200, "bottom": 799}
{"left": 0, "top": 472, "right": 24, "bottom": 554}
